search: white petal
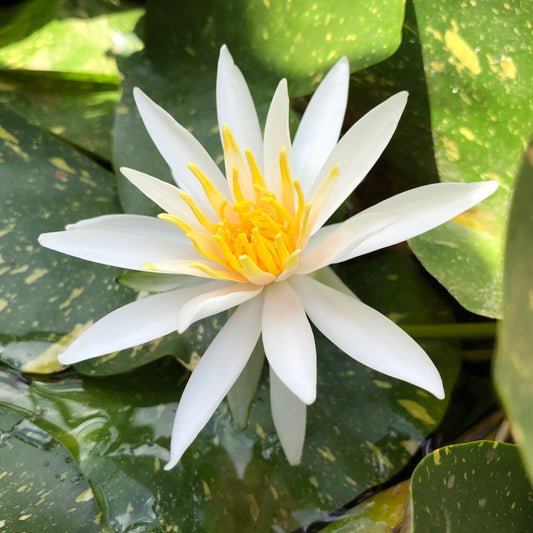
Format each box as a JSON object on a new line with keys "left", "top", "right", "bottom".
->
{"left": 59, "top": 281, "right": 225, "bottom": 364}
{"left": 309, "top": 92, "right": 408, "bottom": 233}
{"left": 165, "top": 296, "right": 263, "bottom": 469}
{"left": 270, "top": 367, "right": 306, "bottom": 465}
{"left": 338, "top": 181, "right": 499, "bottom": 261}
{"left": 263, "top": 79, "right": 292, "bottom": 198}
{"left": 297, "top": 212, "right": 396, "bottom": 274}
{"left": 291, "top": 275, "right": 444, "bottom": 399}
{"left": 120, "top": 167, "right": 209, "bottom": 230}
{"left": 262, "top": 281, "right": 316, "bottom": 404}
{"left": 309, "top": 266, "right": 357, "bottom": 298}
{"left": 65, "top": 214, "right": 188, "bottom": 241}
{"left": 38, "top": 226, "right": 198, "bottom": 271}
{"left": 292, "top": 57, "right": 349, "bottom": 194}
{"left": 227, "top": 343, "right": 265, "bottom": 428}
{"left": 133, "top": 88, "right": 230, "bottom": 205}
{"left": 176, "top": 283, "right": 263, "bottom": 333}
{"left": 217, "top": 45, "right": 263, "bottom": 169}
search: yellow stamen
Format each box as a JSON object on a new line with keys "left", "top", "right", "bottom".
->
{"left": 190, "top": 261, "right": 245, "bottom": 282}
{"left": 245, "top": 148, "right": 267, "bottom": 190}
{"left": 231, "top": 167, "right": 246, "bottom": 203}
{"left": 279, "top": 147, "right": 295, "bottom": 217}
{"left": 158, "top": 213, "right": 191, "bottom": 234}
{"left": 150, "top": 125, "right": 335, "bottom": 285}
{"left": 187, "top": 162, "right": 230, "bottom": 219}
{"left": 213, "top": 234, "right": 245, "bottom": 274}
{"left": 179, "top": 191, "right": 217, "bottom": 233}
{"left": 239, "top": 255, "right": 276, "bottom": 285}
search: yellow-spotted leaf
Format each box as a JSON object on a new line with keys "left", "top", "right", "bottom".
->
{"left": 0, "top": 407, "right": 100, "bottom": 532}
{"left": 410, "top": 442, "right": 533, "bottom": 531}
{"left": 409, "top": 0, "right": 533, "bottom": 318}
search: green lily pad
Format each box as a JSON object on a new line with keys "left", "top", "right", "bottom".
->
{"left": 0, "top": 406, "right": 100, "bottom": 532}
{"left": 0, "top": 3, "right": 143, "bottom": 77}
{"left": 0, "top": 4, "right": 143, "bottom": 160}
{"left": 410, "top": 441, "right": 533, "bottom": 531}
{"left": 0, "top": 73, "right": 119, "bottom": 161}
{"left": 408, "top": 0, "right": 533, "bottom": 318}
{"left": 494, "top": 140, "right": 533, "bottom": 484}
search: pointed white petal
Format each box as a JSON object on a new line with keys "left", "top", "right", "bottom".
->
{"left": 176, "top": 283, "right": 263, "bottom": 332}
{"left": 262, "top": 281, "right": 316, "bottom": 405}
{"left": 217, "top": 45, "right": 263, "bottom": 169}
{"left": 263, "top": 79, "right": 291, "bottom": 198}
{"left": 309, "top": 266, "right": 357, "bottom": 298}
{"left": 292, "top": 57, "right": 349, "bottom": 194}
{"left": 120, "top": 167, "right": 209, "bottom": 230}
{"left": 59, "top": 281, "right": 224, "bottom": 364}
{"left": 270, "top": 367, "right": 306, "bottom": 465}
{"left": 165, "top": 296, "right": 263, "bottom": 469}
{"left": 309, "top": 92, "right": 408, "bottom": 232}
{"left": 338, "top": 181, "right": 499, "bottom": 261}
{"left": 133, "top": 88, "right": 230, "bottom": 204}
{"left": 38, "top": 226, "right": 198, "bottom": 271}
{"left": 291, "top": 276, "right": 444, "bottom": 399}
{"left": 297, "top": 212, "right": 396, "bottom": 274}
{"left": 227, "top": 343, "right": 265, "bottom": 428}
{"left": 65, "top": 214, "right": 188, "bottom": 241}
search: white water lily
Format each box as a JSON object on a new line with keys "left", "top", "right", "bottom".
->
{"left": 39, "top": 46, "right": 497, "bottom": 469}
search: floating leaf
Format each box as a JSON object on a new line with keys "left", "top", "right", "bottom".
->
{"left": 0, "top": 406, "right": 100, "bottom": 532}
{"left": 409, "top": 0, "right": 533, "bottom": 318}
{"left": 495, "top": 140, "right": 533, "bottom": 483}
{"left": 410, "top": 441, "right": 533, "bottom": 531}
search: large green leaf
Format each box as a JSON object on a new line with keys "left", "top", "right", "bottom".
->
{"left": 0, "top": 4, "right": 143, "bottom": 160}
{"left": 0, "top": 407, "right": 100, "bottom": 532}
{"left": 0, "top": 2, "right": 143, "bottom": 77}
{"left": 494, "top": 140, "right": 533, "bottom": 483}
{"left": 409, "top": 0, "right": 533, "bottom": 318}
{"left": 410, "top": 441, "right": 533, "bottom": 531}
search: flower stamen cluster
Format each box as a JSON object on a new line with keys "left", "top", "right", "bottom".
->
{"left": 147, "top": 124, "right": 339, "bottom": 285}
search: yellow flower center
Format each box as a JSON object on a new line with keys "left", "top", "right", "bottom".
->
{"left": 148, "top": 125, "right": 339, "bottom": 285}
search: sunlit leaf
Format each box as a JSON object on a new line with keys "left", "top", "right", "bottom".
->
{"left": 409, "top": 0, "right": 533, "bottom": 318}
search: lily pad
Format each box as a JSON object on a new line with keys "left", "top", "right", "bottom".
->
{"left": 0, "top": 3, "right": 143, "bottom": 77}
{"left": 0, "top": 406, "right": 100, "bottom": 532}
{"left": 494, "top": 140, "right": 533, "bottom": 483}
{"left": 409, "top": 441, "right": 533, "bottom": 531}
{"left": 409, "top": 0, "right": 533, "bottom": 318}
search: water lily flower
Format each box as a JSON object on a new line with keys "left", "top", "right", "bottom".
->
{"left": 39, "top": 46, "right": 497, "bottom": 469}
